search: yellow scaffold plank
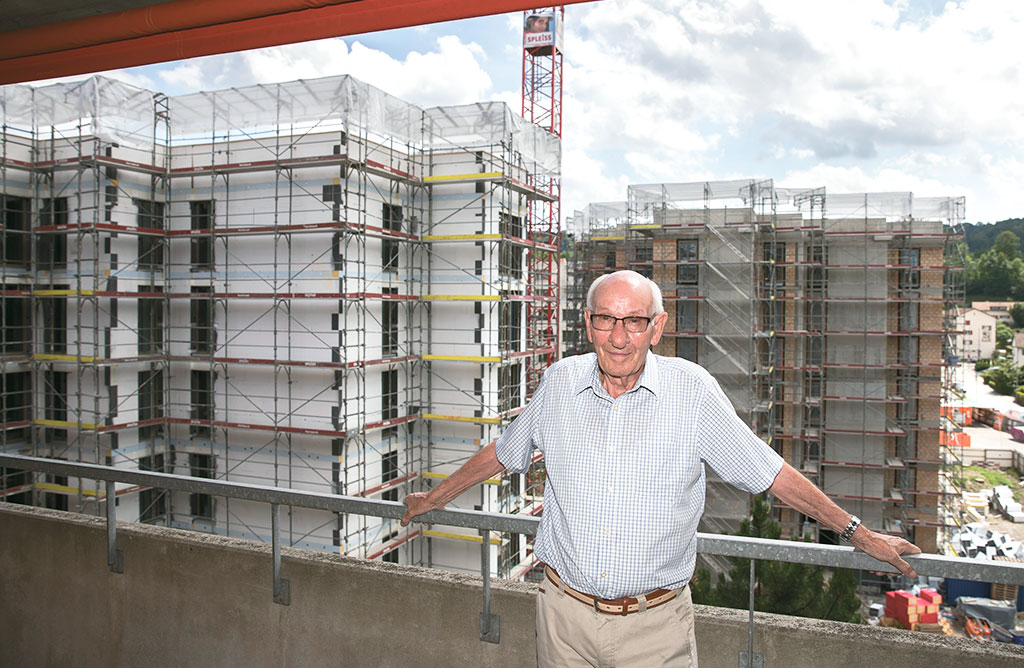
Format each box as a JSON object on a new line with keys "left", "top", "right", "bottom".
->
{"left": 34, "top": 482, "right": 101, "bottom": 497}
{"left": 35, "top": 289, "right": 94, "bottom": 296}
{"left": 35, "top": 353, "right": 98, "bottom": 363}
{"left": 421, "top": 413, "right": 501, "bottom": 424}
{"left": 422, "top": 234, "right": 502, "bottom": 242}
{"left": 422, "top": 354, "right": 501, "bottom": 363}
{"left": 422, "top": 294, "right": 501, "bottom": 301}
{"left": 423, "top": 171, "right": 503, "bottom": 183}
{"left": 629, "top": 224, "right": 662, "bottom": 229}
{"left": 35, "top": 418, "right": 100, "bottom": 430}
{"left": 423, "top": 529, "right": 501, "bottom": 545}
{"left": 590, "top": 235, "right": 625, "bottom": 241}
{"left": 422, "top": 471, "right": 501, "bottom": 485}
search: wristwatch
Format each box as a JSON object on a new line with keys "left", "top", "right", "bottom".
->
{"left": 839, "top": 515, "right": 861, "bottom": 542}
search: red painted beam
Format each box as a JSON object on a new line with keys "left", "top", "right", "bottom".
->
{"left": 0, "top": 1, "right": 596, "bottom": 86}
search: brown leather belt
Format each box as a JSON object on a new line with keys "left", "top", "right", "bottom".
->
{"left": 543, "top": 565, "right": 681, "bottom": 616}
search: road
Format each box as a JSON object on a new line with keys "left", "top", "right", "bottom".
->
{"left": 958, "top": 363, "right": 1024, "bottom": 458}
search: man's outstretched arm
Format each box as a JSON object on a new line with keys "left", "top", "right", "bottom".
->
{"left": 767, "top": 462, "right": 922, "bottom": 578}
{"left": 400, "top": 441, "right": 507, "bottom": 526}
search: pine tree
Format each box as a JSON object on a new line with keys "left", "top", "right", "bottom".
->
{"left": 691, "top": 496, "right": 862, "bottom": 623}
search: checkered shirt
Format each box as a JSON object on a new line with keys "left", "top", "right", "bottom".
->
{"left": 496, "top": 351, "right": 784, "bottom": 599}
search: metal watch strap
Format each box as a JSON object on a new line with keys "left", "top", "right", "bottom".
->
{"left": 839, "top": 515, "right": 861, "bottom": 542}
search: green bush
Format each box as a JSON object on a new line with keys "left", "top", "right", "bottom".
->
{"left": 985, "top": 362, "right": 1022, "bottom": 396}
{"left": 976, "top": 359, "right": 992, "bottom": 372}
{"left": 1015, "top": 386, "right": 1024, "bottom": 405}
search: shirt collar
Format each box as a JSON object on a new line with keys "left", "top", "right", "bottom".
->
{"left": 576, "top": 350, "right": 661, "bottom": 398}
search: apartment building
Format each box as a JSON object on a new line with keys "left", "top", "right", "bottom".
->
{"left": 0, "top": 74, "right": 559, "bottom": 578}
{"left": 566, "top": 181, "right": 965, "bottom": 552}
{"left": 961, "top": 308, "right": 999, "bottom": 361}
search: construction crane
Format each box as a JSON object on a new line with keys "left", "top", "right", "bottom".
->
{"left": 521, "top": 6, "right": 564, "bottom": 398}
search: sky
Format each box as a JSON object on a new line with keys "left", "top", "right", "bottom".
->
{"left": 28, "top": 0, "right": 1024, "bottom": 226}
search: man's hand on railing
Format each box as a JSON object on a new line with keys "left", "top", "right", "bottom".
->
{"left": 850, "top": 527, "right": 922, "bottom": 578}
{"left": 400, "top": 443, "right": 505, "bottom": 527}
{"left": 400, "top": 492, "right": 439, "bottom": 527}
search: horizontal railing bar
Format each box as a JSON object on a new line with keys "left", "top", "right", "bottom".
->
{"left": 3, "top": 453, "right": 1023, "bottom": 585}
{"left": 0, "top": 454, "right": 540, "bottom": 533}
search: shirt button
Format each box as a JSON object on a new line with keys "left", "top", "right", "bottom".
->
{"left": 606, "top": 487, "right": 613, "bottom": 493}
{"left": 613, "top": 405, "right": 620, "bottom": 412}
{"left": 603, "top": 529, "right": 609, "bottom": 536}
{"left": 601, "top": 572, "right": 607, "bottom": 578}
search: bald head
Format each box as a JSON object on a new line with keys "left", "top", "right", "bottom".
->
{"left": 586, "top": 270, "right": 664, "bottom": 316}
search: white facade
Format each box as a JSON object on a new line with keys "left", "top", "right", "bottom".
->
{"left": 962, "top": 308, "right": 998, "bottom": 360}
{"left": 972, "top": 301, "right": 1016, "bottom": 325}
{"left": 0, "top": 75, "right": 559, "bottom": 579}
{"left": 1012, "top": 332, "right": 1024, "bottom": 365}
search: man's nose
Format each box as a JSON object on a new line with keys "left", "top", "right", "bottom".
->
{"left": 609, "top": 320, "right": 629, "bottom": 345}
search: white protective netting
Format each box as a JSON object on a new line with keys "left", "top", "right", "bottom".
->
{"left": 2, "top": 74, "right": 560, "bottom": 182}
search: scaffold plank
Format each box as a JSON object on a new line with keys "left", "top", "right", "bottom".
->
{"left": 422, "top": 354, "right": 501, "bottom": 363}
{"left": 422, "top": 529, "right": 501, "bottom": 545}
{"left": 422, "top": 294, "right": 500, "bottom": 301}
{"left": 422, "top": 471, "right": 501, "bottom": 485}
{"left": 421, "top": 413, "right": 501, "bottom": 425}
{"left": 422, "top": 233, "right": 502, "bottom": 241}
{"left": 365, "top": 529, "right": 421, "bottom": 561}
{"left": 36, "top": 222, "right": 164, "bottom": 236}
{"left": 355, "top": 472, "right": 418, "bottom": 498}
{"left": 423, "top": 171, "right": 503, "bottom": 183}
{"left": 169, "top": 154, "right": 349, "bottom": 176}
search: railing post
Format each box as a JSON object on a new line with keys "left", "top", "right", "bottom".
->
{"left": 479, "top": 528, "right": 499, "bottom": 643}
{"left": 105, "top": 480, "right": 123, "bottom": 573}
{"left": 271, "top": 503, "right": 290, "bottom": 605}
{"left": 739, "top": 558, "right": 762, "bottom": 668}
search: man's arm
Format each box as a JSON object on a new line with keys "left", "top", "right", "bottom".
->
{"left": 400, "top": 442, "right": 506, "bottom": 526}
{"left": 767, "top": 462, "right": 922, "bottom": 578}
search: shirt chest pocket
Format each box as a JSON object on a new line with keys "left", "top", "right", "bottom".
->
{"left": 623, "top": 416, "right": 697, "bottom": 499}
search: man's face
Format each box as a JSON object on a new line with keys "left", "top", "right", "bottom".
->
{"left": 585, "top": 277, "right": 667, "bottom": 388}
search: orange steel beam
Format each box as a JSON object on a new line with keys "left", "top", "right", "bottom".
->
{"left": 0, "top": 1, "right": 352, "bottom": 60}
{"left": 0, "top": 0, "right": 596, "bottom": 86}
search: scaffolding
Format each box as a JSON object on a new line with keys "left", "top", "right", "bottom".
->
{"left": 564, "top": 180, "right": 965, "bottom": 553}
{"left": 0, "top": 74, "right": 560, "bottom": 578}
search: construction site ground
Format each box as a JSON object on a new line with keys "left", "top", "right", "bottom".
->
{"left": 959, "top": 363, "right": 1024, "bottom": 541}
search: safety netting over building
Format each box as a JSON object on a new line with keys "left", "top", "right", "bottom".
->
{"left": 0, "top": 74, "right": 560, "bottom": 180}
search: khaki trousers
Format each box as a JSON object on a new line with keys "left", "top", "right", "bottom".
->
{"left": 536, "top": 581, "right": 699, "bottom": 667}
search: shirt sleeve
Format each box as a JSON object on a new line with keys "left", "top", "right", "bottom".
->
{"left": 494, "top": 366, "right": 550, "bottom": 473}
{"left": 696, "top": 373, "right": 784, "bottom": 494}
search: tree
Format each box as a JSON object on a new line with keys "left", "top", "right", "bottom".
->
{"left": 1011, "top": 303, "right": 1024, "bottom": 329}
{"left": 997, "top": 321, "right": 1015, "bottom": 351}
{"left": 968, "top": 250, "right": 1024, "bottom": 300}
{"left": 994, "top": 230, "right": 1021, "bottom": 259}
{"left": 983, "top": 360, "right": 1021, "bottom": 396}
{"left": 691, "top": 496, "right": 862, "bottom": 623}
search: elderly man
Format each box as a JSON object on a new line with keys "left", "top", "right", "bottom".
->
{"left": 402, "top": 270, "right": 920, "bottom": 666}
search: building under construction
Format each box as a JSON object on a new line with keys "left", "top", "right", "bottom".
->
{"left": 565, "top": 181, "right": 965, "bottom": 553}
{"left": 0, "top": 74, "right": 559, "bottom": 578}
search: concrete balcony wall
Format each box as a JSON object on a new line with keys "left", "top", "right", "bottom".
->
{"left": 2, "top": 504, "right": 1022, "bottom": 668}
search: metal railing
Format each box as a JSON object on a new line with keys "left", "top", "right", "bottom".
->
{"left": 3, "top": 452, "right": 1024, "bottom": 652}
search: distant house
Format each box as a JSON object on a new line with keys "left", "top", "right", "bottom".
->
{"left": 972, "top": 301, "right": 1017, "bottom": 325}
{"left": 962, "top": 308, "right": 999, "bottom": 360}
{"left": 1014, "top": 332, "right": 1024, "bottom": 365}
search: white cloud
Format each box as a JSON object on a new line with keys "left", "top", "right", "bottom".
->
{"left": 558, "top": 0, "right": 1024, "bottom": 221}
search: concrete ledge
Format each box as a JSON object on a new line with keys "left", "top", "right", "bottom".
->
{"left": 2, "top": 504, "right": 1022, "bottom": 667}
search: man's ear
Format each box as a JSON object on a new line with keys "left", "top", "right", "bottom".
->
{"left": 650, "top": 311, "right": 669, "bottom": 346}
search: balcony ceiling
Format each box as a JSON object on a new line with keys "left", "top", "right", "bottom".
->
{"left": 0, "top": 0, "right": 590, "bottom": 86}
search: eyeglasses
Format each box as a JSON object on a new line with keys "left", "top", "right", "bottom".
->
{"left": 589, "top": 313, "right": 652, "bottom": 333}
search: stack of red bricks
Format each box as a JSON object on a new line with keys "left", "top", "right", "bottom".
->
{"left": 884, "top": 588, "right": 941, "bottom": 630}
